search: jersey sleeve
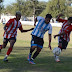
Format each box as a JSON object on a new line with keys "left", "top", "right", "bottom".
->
{"left": 64, "top": 26, "right": 72, "bottom": 33}
{"left": 58, "top": 18, "right": 67, "bottom": 23}
{"left": 48, "top": 25, "right": 52, "bottom": 34}
{"left": 37, "top": 16, "right": 44, "bottom": 21}
{"left": 6, "top": 19, "right": 13, "bottom": 27}
{"left": 19, "top": 22, "right": 23, "bottom": 31}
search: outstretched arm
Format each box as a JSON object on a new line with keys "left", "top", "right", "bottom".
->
{"left": 56, "top": 14, "right": 64, "bottom": 21}
{"left": 21, "top": 28, "right": 34, "bottom": 33}
{"left": 54, "top": 32, "right": 66, "bottom": 39}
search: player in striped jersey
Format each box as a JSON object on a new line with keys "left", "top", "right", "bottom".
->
{"left": 0, "top": 11, "right": 34, "bottom": 62}
{"left": 53, "top": 14, "right": 72, "bottom": 62}
{"left": 27, "top": 14, "right": 52, "bottom": 64}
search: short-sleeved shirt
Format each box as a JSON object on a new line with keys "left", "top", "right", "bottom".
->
{"left": 31, "top": 16, "right": 52, "bottom": 38}
{"left": 58, "top": 18, "right": 72, "bottom": 42}
{"left": 3, "top": 18, "right": 23, "bottom": 39}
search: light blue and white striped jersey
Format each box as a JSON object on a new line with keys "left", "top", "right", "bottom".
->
{"left": 31, "top": 16, "right": 52, "bottom": 38}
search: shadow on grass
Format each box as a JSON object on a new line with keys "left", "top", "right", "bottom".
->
{"left": 0, "top": 46, "right": 72, "bottom": 72}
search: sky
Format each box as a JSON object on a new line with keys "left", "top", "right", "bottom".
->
{"left": 3, "top": 0, "right": 49, "bottom": 7}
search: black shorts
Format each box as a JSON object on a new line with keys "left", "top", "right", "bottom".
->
{"left": 59, "top": 37, "right": 68, "bottom": 49}
{"left": 3, "top": 37, "right": 16, "bottom": 45}
{"left": 31, "top": 35, "right": 44, "bottom": 48}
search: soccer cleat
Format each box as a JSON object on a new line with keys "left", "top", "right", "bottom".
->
{"left": 3, "top": 57, "right": 8, "bottom": 62}
{"left": 29, "top": 60, "right": 36, "bottom": 64}
{"left": 55, "top": 58, "right": 60, "bottom": 62}
{"left": 27, "top": 53, "right": 31, "bottom": 61}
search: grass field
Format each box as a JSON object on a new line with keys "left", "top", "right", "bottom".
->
{"left": 0, "top": 24, "right": 72, "bottom": 72}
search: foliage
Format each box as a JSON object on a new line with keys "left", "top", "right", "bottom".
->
{"left": 0, "top": 0, "right": 3, "bottom": 14}
{"left": 2, "top": 0, "right": 46, "bottom": 16}
{"left": 40, "top": 0, "right": 67, "bottom": 18}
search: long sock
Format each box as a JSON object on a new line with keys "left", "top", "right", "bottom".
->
{"left": 4, "top": 55, "right": 8, "bottom": 59}
{"left": 7, "top": 47, "right": 12, "bottom": 55}
{"left": 0, "top": 45, "right": 2, "bottom": 49}
{"left": 32, "top": 51, "right": 39, "bottom": 59}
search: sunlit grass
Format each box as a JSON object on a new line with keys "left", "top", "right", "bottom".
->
{"left": 0, "top": 24, "right": 72, "bottom": 72}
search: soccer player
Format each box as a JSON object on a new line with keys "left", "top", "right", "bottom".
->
{"left": 27, "top": 14, "right": 52, "bottom": 64}
{"left": 0, "top": 11, "right": 34, "bottom": 62}
{"left": 53, "top": 14, "right": 72, "bottom": 62}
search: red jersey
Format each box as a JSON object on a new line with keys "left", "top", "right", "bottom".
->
{"left": 3, "top": 18, "right": 23, "bottom": 39}
{"left": 58, "top": 19, "right": 72, "bottom": 42}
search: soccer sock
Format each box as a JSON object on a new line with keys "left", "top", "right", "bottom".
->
{"left": 7, "top": 47, "right": 12, "bottom": 55}
{"left": 32, "top": 51, "right": 39, "bottom": 59}
{"left": 0, "top": 45, "right": 2, "bottom": 49}
{"left": 4, "top": 55, "right": 8, "bottom": 59}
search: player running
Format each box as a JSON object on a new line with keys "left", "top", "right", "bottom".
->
{"left": 53, "top": 14, "right": 72, "bottom": 62}
{"left": 0, "top": 11, "right": 34, "bottom": 62}
{"left": 27, "top": 14, "right": 52, "bottom": 64}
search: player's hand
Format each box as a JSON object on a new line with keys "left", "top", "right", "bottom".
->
{"left": 54, "top": 35, "right": 57, "bottom": 39}
{"left": 48, "top": 45, "right": 52, "bottom": 50}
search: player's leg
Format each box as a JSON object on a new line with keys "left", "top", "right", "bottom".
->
{"left": 55, "top": 37, "right": 68, "bottom": 62}
{"left": 27, "top": 46, "right": 36, "bottom": 61}
{"left": 3, "top": 37, "right": 16, "bottom": 62}
{"left": 0, "top": 38, "right": 8, "bottom": 52}
{"left": 31, "top": 47, "right": 42, "bottom": 60}
{"left": 29, "top": 47, "right": 42, "bottom": 64}
{"left": 27, "top": 35, "right": 37, "bottom": 61}
{"left": 29, "top": 37, "right": 44, "bottom": 64}
{"left": 54, "top": 37, "right": 63, "bottom": 62}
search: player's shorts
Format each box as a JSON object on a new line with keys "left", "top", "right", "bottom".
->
{"left": 59, "top": 37, "right": 68, "bottom": 49}
{"left": 31, "top": 35, "right": 44, "bottom": 48}
{"left": 3, "top": 37, "right": 16, "bottom": 45}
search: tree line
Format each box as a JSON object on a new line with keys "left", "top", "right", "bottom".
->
{"left": 0, "top": 0, "right": 72, "bottom": 18}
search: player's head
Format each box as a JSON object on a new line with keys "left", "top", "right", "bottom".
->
{"left": 67, "top": 17, "right": 72, "bottom": 25}
{"left": 45, "top": 14, "right": 52, "bottom": 24}
{"left": 15, "top": 11, "right": 21, "bottom": 21}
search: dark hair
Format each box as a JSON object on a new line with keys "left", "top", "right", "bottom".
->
{"left": 16, "top": 11, "right": 21, "bottom": 16}
{"left": 68, "top": 17, "right": 72, "bottom": 23}
{"left": 46, "top": 14, "right": 52, "bottom": 19}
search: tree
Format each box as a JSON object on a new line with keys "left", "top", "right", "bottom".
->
{"left": 2, "top": 0, "right": 46, "bottom": 17}
{"left": 66, "top": 0, "right": 72, "bottom": 17}
{"left": 40, "top": 0, "right": 67, "bottom": 18}
{"left": 0, "top": 0, "right": 3, "bottom": 14}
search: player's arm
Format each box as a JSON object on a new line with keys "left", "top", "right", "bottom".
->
{"left": 54, "top": 32, "right": 66, "bottom": 38}
{"left": 48, "top": 34, "right": 52, "bottom": 50}
{"left": 19, "top": 25, "right": 34, "bottom": 32}
{"left": 34, "top": 17, "right": 37, "bottom": 26}
{"left": 21, "top": 28, "right": 34, "bottom": 32}
{"left": 56, "top": 14, "right": 64, "bottom": 21}
{"left": 56, "top": 14, "right": 66, "bottom": 23}
{"left": 48, "top": 25, "right": 52, "bottom": 50}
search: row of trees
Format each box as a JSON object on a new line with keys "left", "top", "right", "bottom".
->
{"left": 1, "top": 0, "right": 72, "bottom": 18}
{"left": 2, "top": 0, "right": 46, "bottom": 17}
{"left": 0, "top": 0, "right": 3, "bottom": 14}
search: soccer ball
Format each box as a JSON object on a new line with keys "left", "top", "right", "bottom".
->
{"left": 53, "top": 47, "right": 61, "bottom": 56}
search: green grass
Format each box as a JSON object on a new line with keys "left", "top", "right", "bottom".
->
{"left": 0, "top": 24, "right": 72, "bottom": 72}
